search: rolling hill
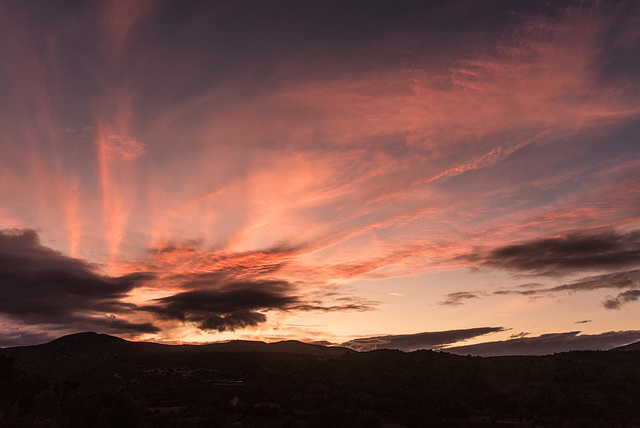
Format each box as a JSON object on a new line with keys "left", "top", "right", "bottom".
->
{"left": 611, "top": 340, "right": 640, "bottom": 351}
{"left": 1, "top": 332, "right": 639, "bottom": 427}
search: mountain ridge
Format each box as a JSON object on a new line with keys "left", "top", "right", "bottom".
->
{"left": 0, "top": 331, "right": 352, "bottom": 360}
{"left": 610, "top": 340, "right": 640, "bottom": 351}
{"left": 2, "top": 332, "right": 640, "bottom": 426}
{"left": 0, "top": 331, "right": 353, "bottom": 382}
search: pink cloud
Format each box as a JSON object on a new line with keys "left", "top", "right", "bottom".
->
{"left": 105, "top": 134, "right": 146, "bottom": 160}
{"left": 1, "top": 1, "right": 640, "bottom": 342}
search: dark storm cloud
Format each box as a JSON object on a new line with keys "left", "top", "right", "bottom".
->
{"left": 198, "top": 311, "right": 267, "bottom": 332}
{"left": 0, "top": 229, "right": 372, "bottom": 338}
{"left": 462, "top": 230, "right": 640, "bottom": 276}
{"left": 142, "top": 280, "right": 376, "bottom": 332}
{"left": 447, "top": 230, "right": 640, "bottom": 309}
{"left": 0, "top": 229, "right": 157, "bottom": 334}
{"left": 102, "top": 315, "right": 159, "bottom": 334}
{"left": 340, "top": 327, "right": 505, "bottom": 352}
{"left": 602, "top": 289, "right": 640, "bottom": 310}
{"left": 144, "top": 281, "right": 296, "bottom": 320}
{"left": 444, "top": 330, "right": 640, "bottom": 356}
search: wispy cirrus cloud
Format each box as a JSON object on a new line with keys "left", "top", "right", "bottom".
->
{"left": 103, "top": 134, "right": 146, "bottom": 161}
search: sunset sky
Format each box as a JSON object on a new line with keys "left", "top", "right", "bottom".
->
{"left": 1, "top": 0, "right": 639, "bottom": 353}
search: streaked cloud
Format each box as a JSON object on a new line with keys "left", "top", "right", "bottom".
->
{"left": 603, "top": 289, "right": 640, "bottom": 310}
{"left": 340, "top": 327, "right": 506, "bottom": 352}
{"left": 509, "top": 332, "right": 530, "bottom": 339}
{"left": 104, "top": 134, "right": 146, "bottom": 161}
{"left": 438, "top": 291, "right": 484, "bottom": 306}
{"left": 461, "top": 229, "right": 640, "bottom": 276}
{"left": 442, "top": 266, "right": 640, "bottom": 309}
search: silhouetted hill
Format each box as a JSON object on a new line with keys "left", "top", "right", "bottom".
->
{"left": 611, "top": 340, "right": 640, "bottom": 351}
{"left": 2, "top": 333, "right": 640, "bottom": 427}
{"left": 203, "top": 338, "right": 352, "bottom": 356}
{"left": 1, "top": 332, "right": 351, "bottom": 357}
{"left": 271, "top": 339, "right": 344, "bottom": 355}
{"left": 0, "top": 332, "right": 352, "bottom": 380}
{"left": 0, "top": 332, "right": 173, "bottom": 365}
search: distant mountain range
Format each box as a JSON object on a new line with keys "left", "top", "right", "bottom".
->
{"left": 0, "top": 332, "right": 352, "bottom": 379}
{"left": 0, "top": 331, "right": 352, "bottom": 356}
{"left": 2, "top": 332, "right": 639, "bottom": 427}
{"left": 3, "top": 332, "right": 639, "bottom": 363}
{"left": 442, "top": 334, "right": 640, "bottom": 357}
{"left": 611, "top": 340, "right": 640, "bottom": 351}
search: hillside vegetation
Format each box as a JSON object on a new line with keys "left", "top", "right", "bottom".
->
{"left": 1, "top": 333, "right": 639, "bottom": 427}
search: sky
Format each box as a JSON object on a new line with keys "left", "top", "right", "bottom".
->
{"left": 1, "top": 0, "right": 640, "bottom": 354}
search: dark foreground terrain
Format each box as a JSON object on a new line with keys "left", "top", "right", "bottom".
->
{"left": 1, "top": 333, "right": 639, "bottom": 427}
